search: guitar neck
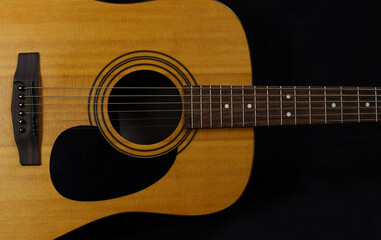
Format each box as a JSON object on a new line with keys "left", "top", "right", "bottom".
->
{"left": 183, "top": 86, "right": 380, "bottom": 129}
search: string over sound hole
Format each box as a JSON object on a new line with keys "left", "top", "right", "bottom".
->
{"left": 108, "top": 70, "right": 182, "bottom": 145}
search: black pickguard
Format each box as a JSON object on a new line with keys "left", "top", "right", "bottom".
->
{"left": 50, "top": 126, "right": 177, "bottom": 201}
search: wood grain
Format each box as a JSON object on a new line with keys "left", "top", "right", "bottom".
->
{"left": 0, "top": 0, "right": 253, "bottom": 239}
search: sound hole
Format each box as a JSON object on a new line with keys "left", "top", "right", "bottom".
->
{"left": 108, "top": 70, "right": 182, "bottom": 145}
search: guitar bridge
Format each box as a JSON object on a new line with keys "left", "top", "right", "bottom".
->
{"left": 11, "top": 53, "right": 41, "bottom": 166}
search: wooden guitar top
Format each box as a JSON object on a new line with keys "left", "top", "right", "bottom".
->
{"left": 0, "top": 0, "right": 253, "bottom": 239}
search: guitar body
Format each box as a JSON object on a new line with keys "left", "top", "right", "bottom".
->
{"left": 0, "top": 0, "right": 253, "bottom": 239}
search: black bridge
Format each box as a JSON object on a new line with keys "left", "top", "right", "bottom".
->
{"left": 11, "top": 53, "right": 41, "bottom": 166}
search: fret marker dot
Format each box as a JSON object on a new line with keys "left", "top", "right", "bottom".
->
{"left": 331, "top": 103, "right": 336, "bottom": 108}
{"left": 224, "top": 104, "right": 230, "bottom": 109}
{"left": 286, "top": 112, "right": 292, "bottom": 117}
{"left": 286, "top": 94, "right": 291, "bottom": 100}
{"left": 366, "top": 102, "right": 370, "bottom": 107}
{"left": 247, "top": 104, "right": 252, "bottom": 109}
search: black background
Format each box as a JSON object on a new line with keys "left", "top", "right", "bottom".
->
{"left": 60, "top": 0, "right": 381, "bottom": 239}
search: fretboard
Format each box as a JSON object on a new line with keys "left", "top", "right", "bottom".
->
{"left": 183, "top": 86, "right": 381, "bottom": 129}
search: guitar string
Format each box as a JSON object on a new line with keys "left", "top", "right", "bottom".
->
{"left": 25, "top": 86, "right": 381, "bottom": 91}
{"left": 26, "top": 112, "right": 381, "bottom": 125}
{"left": 21, "top": 102, "right": 381, "bottom": 115}
{"left": 22, "top": 94, "right": 381, "bottom": 98}
{"left": 24, "top": 114, "right": 381, "bottom": 131}
{"left": 29, "top": 117, "right": 182, "bottom": 123}
{"left": 19, "top": 87, "right": 381, "bottom": 127}
{"left": 19, "top": 87, "right": 381, "bottom": 117}
{"left": 22, "top": 120, "right": 381, "bottom": 131}
{"left": 23, "top": 99, "right": 381, "bottom": 106}
{"left": 24, "top": 105, "right": 381, "bottom": 114}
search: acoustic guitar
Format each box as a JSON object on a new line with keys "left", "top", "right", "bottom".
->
{"left": 0, "top": 0, "right": 378, "bottom": 239}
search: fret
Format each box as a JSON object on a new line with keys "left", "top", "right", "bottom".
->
{"left": 376, "top": 87, "right": 378, "bottom": 122}
{"left": 294, "top": 86, "right": 297, "bottom": 125}
{"left": 211, "top": 86, "right": 221, "bottom": 128}
{"left": 255, "top": 87, "right": 268, "bottom": 126}
{"left": 325, "top": 87, "right": 341, "bottom": 124}
{"left": 200, "top": 86, "right": 203, "bottom": 128}
{"left": 254, "top": 86, "right": 257, "bottom": 126}
{"left": 342, "top": 87, "right": 358, "bottom": 123}
{"left": 232, "top": 86, "right": 244, "bottom": 127}
{"left": 294, "top": 87, "right": 310, "bottom": 124}
{"left": 266, "top": 86, "right": 270, "bottom": 126}
{"left": 190, "top": 86, "right": 194, "bottom": 128}
{"left": 358, "top": 87, "right": 376, "bottom": 122}
{"left": 340, "top": 87, "right": 343, "bottom": 123}
{"left": 244, "top": 86, "right": 255, "bottom": 126}
{"left": 201, "top": 86, "right": 211, "bottom": 129}
{"left": 280, "top": 86, "right": 283, "bottom": 125}
{"left": 242, "top": 86, "right": 245, "bottom": 127}
{"left": 230, "top": 86, "right": 233, "bottom": 127}
{"left": 183, "top": 87, "right": 191, "bottom": 128}
{"left": 220, "top": 86, "right": 222, "bottom": 127}
{"left": 221, "top": 86, "right": 232, "bottom": 128}
{"left": 281, "top": 87, "right": 295, "bottom": 125}
{"left": 324, "top": 86, "right": 327, "bottom": 124}
{"left": 191, "top": 85, "right": 198, "bottom": 128}
{"left": 309, "top": 86, "right": 312, "bottom": 124}
{"left": 209, "top": 86, "right": 212, "bottom": 128}
{"left": 357, "top": 87, "right": 360, "bottom": 123}
{"left": 377, "top": 88, "right": 381, "bottom": 122}
{"left": 192, "top": 86, "right": 201, "bottom": 128}
{"left": 310, "top": 87, "right": 326, "bottom": 124}
{"left": 267, "top": 87, "right": 282, "bottom": 126}
{"left": 183, "top": 86, "right": 201, "bottom": 128}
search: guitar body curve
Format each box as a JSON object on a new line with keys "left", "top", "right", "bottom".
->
{"left": 0, "top": 0, "right": 253, "bottom": 239}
